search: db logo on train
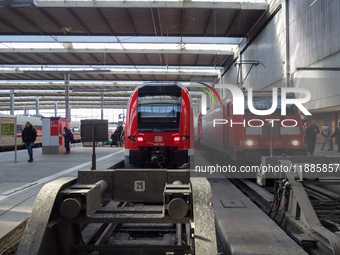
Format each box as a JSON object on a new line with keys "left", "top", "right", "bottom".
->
{"left": 155, "top": 136, "right": 163, "bottom": 142}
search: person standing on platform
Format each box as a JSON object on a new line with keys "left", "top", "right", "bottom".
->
{"left": 22, "top": 122, "right": 37, "bottom": 162}
{"left": 63, "top": 127, "right": 71, "bottom": 154}
{"left": 303, "top": 120, "right": 307, "bottom": 145}
{"left": 305, "top": 120, "right": 320, "bottom": 156}
{"left": 330, "top": 122, "right": 340, "bottom": 153}
{"left": 116, "top": 125, "right": 123, "bottom": 147}
{"left": 320, "top": 123, "right": 331, "bottom": 151}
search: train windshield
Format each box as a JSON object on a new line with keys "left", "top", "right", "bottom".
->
{"left": 138, "top": 84, "right": 182, "bottom": 132}
{"left": 244, "top": 92, "right": 298, "bottom": 116}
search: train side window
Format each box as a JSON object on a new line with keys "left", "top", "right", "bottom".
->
{"left": 227, "top": 104, "right": 231, "bottom": 118}
{"left": 35, "top": 125, "right": 42, "bottom": 133}
{"left": 17, "top": 125, "right": 23, "bottom": 133}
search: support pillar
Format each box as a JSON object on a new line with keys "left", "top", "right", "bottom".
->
{"left": 10, "top": 90, "right": 14, "bottom": 115}
{"left": 69, "top": 104, "right": 71, "bottom": 119}
{"left": 65, "top": 73, "right": 70, "bottom": 119}
{"left": 35, "top": 96, "right": 39, "bottom": 116}
{"left": 101, "top": 92, "right": 104, "bottom": 120}
{"left": 54, "top": 101, "right": 57, "bottom": 117}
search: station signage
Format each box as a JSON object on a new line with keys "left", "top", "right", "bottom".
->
{"left": 0, "top": 117, "right": 16, "bottom": 139}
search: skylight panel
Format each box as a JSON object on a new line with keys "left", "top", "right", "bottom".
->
{"left": 0, "top": 43, "right": 64, "bottom": 49}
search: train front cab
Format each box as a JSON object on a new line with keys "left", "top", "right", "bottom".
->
{"left": 225, "top": 91, "right": 307, "bottom": 164}
{"left": 206, "top": 91, "right": 306, "bottom": 166}
{"left": 124, "top": 82, "right": 194, "bottom": 169}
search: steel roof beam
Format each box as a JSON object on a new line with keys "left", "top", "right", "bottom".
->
{"left": 0, "top": 35, "right": 242, "bottom": 44}
{"left": 0, "top": 69, "right": 221, "bottom": 77}
{"left": 125, "top": 9, "right": 137, "bottom": 36}
{"left": 33, "top": 1, "right": 268, "bottom": 10}
{"left": 96, "top": 9, "right": 114, "bottom": 36}
{"left": 7, "top": 7, "right": 45, "bottom": 35}
{"left": 106, "top": 54, "right": 118, "bottom": 65}
{"left": 204, "top": 10, "right": 214, "bottom": 36}
{"left": 0, "top": 80, "right": 212, "bottom": 87}
{"left": 66, "top": 8, "right": 91, "bottom": 35}
{"left": 225, "top": 10, "right": 240, "bottom": 36}
{"left": 37, "top": 8, "right": 68, "bottom": 35}
{"left": 0, "top": 17, "right": 22, "bottom": 35}
{"left": 1, "top": 53, "right": 23, "bottom": 64}
{"left": 0, "top": 47, "right": 234, "bottom": 55}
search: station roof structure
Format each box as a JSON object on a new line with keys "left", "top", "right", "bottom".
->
{"left": 0, "top": 0, "right": 269, "bottom": 110}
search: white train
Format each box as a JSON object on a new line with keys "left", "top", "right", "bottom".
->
{"left": 0, "top": 114, "right": 80, "bottom": 151}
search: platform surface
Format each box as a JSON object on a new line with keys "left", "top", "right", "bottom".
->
{"left": 211, "top": 178, "right": 307, "bottom": 255}
{"left": 0, "top": 145, "right": 124, "bottom": 241}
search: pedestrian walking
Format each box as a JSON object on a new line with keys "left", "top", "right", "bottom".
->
{"left": 22, "top": 122, "right": 37, "bottom": 162}
{"left": 305, "top": 120, "right": 320, "bottom": 156}
{"left": 330, "top": 122, "right": 340, "bottom": 153}
{"left": 320, "top": 123, "right": 330, "bottom": 151}
{"left": 63, "top": 127, "right": 71, "bottom": 154}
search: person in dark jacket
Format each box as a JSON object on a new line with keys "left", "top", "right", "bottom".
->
{"left": 116, "top": 125, "right": 122, "bottom": 147}
{"left": 305, "top": 120, "right": 320, "bottom": 156}
{"left": 63, "top": 127, "right": 71, "bottom": 154}
{"left": 110, "top": 131, "right": 117, "bottom": 147}
{"left": 22, "top": 122, "right": 37, "bottom": 162}
{"left": 330, "top": 122, "right": 340, "bottom": 153}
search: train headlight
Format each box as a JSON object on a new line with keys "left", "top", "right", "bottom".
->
{"left": 137, "top": 136, "right": 144, "bottom": 142}
{"left": 289, "top": 140, "right": 299, "bottom": 146}
{"left": 173, "top": 136, "right": 190, "bottom": 142}
{"left": 245, "top": 140, "right": 258, "bottom": 146}
{"left": 128, "top": 136, "right": 144, "bottom": 142}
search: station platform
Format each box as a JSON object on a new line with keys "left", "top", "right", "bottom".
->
{"left": 315, "top": 143, "right": 340, "bottom": 156}
{"left": 0, "top": 144, "right": 124, "bottom": 251}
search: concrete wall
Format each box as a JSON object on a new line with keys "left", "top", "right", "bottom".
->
{"left": 221, "top": 0, "right": 287, "bottom": 90}
{"left": 290, "top": 0, "right": 340, "bottom": 112}
{"left": 219, "top": 0, "right": 340, "bottom": 119}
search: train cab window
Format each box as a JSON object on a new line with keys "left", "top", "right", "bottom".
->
{"left": 137, "top": 83, "right": 182, "bottom": 132}
{"left": 244, "top": 92, "right": 297, "bottom": 116}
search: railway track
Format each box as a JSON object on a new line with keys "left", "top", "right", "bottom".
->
{"left": 230, "top": 177, "right": 340, "bottom": 255}
{"left": 197, "top": 148, "right": 340, "bottom": 255}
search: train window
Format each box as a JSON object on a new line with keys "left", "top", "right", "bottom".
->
{"left": 138, "top": 84, "right": 182, "bottom": 132}
{"left": 244, "top": 92, "right": 297, "bottom": 116}
{"left": 17, "top": 125, "right": 23, "bottom": 133}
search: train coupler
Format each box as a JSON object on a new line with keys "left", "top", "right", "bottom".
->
{"left": 17, "top": 169, "right": 217, "bottom": 255}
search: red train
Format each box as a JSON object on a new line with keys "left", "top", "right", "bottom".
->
{"left": 199, "top": 90, "right": 307, "bottom": 165}
{"left": 124, "top": 82, "right": 194, "bottom": 168}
